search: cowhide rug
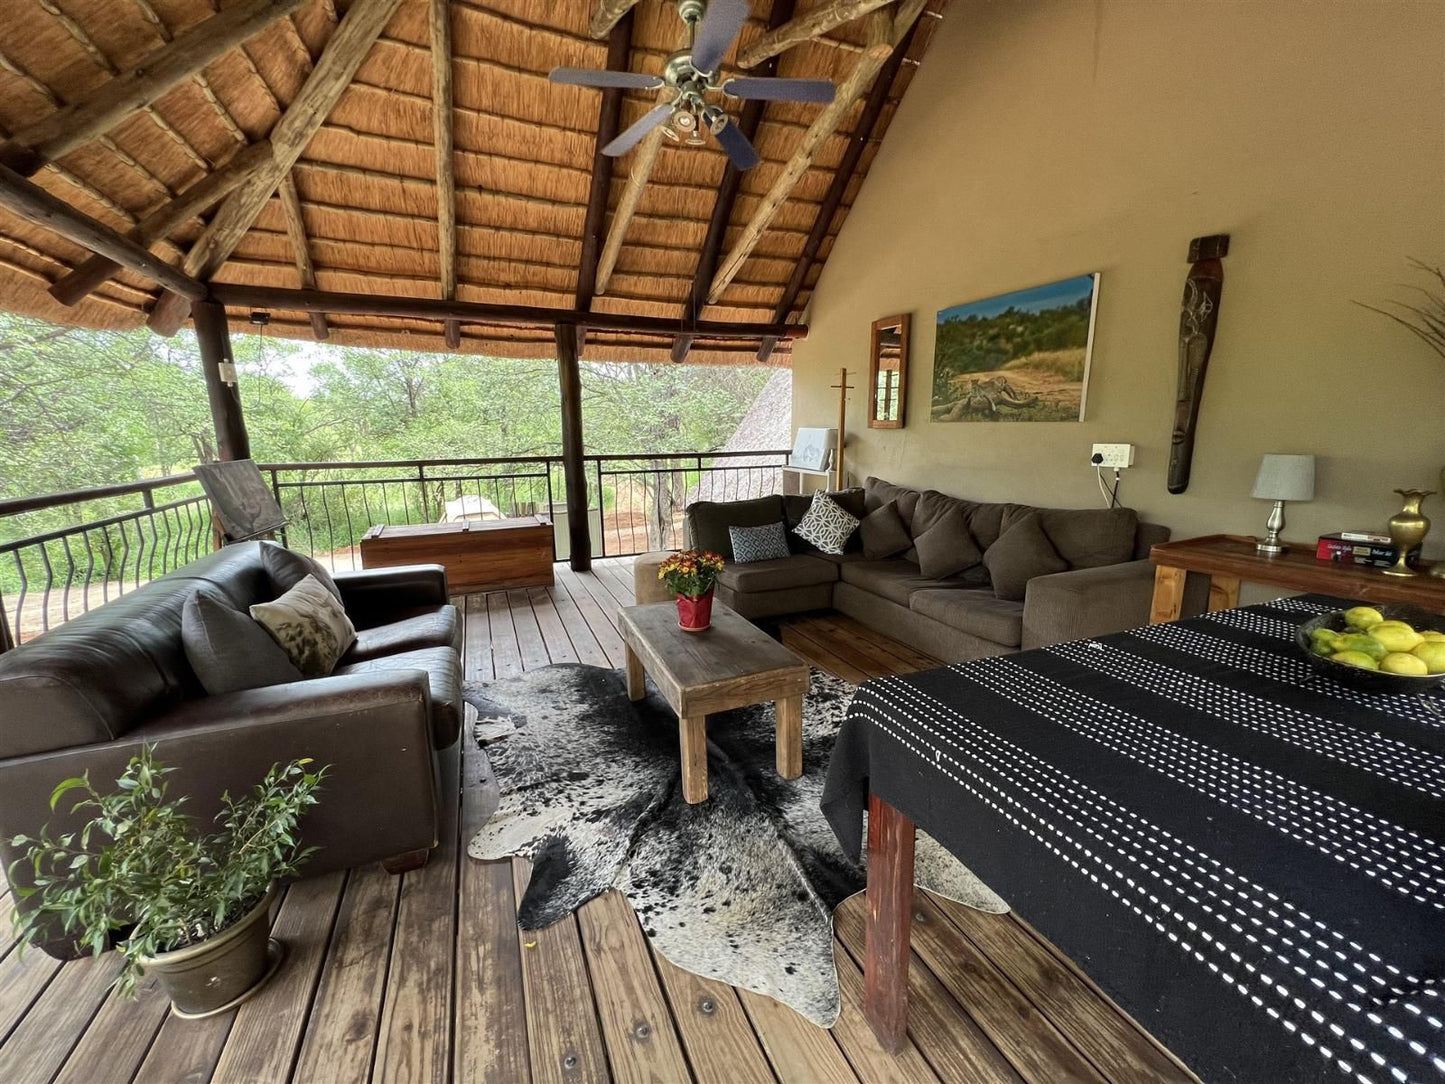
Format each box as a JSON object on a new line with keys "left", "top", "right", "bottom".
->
{"left": 463, "top": 663, "right": 1006, "bottom": 1027}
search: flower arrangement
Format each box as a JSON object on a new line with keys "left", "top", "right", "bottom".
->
{"left": 657, "top": 549, "right": 725, "bottom": 600}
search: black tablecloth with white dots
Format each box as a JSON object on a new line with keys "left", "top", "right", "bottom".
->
{"left": 822, "top": 594, "right": 1445, "bottom": 1084}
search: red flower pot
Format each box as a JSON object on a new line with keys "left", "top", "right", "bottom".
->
{"left": 676, "top": 589, "right": 714, "bottom": 632}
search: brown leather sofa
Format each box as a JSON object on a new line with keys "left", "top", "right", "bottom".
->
{"left": 0, "top": 542, "right": 462, "bottom": 957}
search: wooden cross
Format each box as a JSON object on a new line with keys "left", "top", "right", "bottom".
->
{"left": 831, "top": 366, "right": 854, "bottom": 490}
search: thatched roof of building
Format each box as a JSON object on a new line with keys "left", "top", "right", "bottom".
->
{"left": 0, "top": 0, "right": 946, "bottom": 365}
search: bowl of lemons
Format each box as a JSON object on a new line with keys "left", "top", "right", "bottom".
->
{"left": 1297, "top": 604, "right": 1445, "bottom": 692}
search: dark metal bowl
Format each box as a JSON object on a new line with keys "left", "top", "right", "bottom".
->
{"left": 1295, "top": 604, "right": 1445, "bottom": 693}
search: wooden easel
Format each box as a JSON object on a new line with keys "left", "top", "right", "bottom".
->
{"left": 831, "top": 367, "right": 853, "bottom": 490}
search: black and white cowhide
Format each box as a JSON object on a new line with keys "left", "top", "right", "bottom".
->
{"left": 463, "top": 664, "right": 1006, "bottom": 1027}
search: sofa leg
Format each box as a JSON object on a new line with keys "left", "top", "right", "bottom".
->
{"left": 382, "top": 848, "right": 431, "bottom": 875}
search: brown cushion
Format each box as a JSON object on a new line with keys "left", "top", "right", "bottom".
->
{"left": 784, "top": 488, "right": 865, "bottom": 554}
{"left": 182, "top": 589, "right": 303, "bottom": 695}
{"left": 717, "top": 555, "right": 838, "bottom": 593}
{"left": 341, "top": 604, "right": 461, "bottom": 664}
{"left": 859, "top": 501, "right": 912, "bottom": 559}
{"left": 913, "top": 506, "right": 984, "bottom": 579}
{"left": 983, "top": 513, "right": 1068, "bottom": 601}
{"left": 334, "top": 646, "right": 461, "bottom": 748}
{"left": 911, "top": 489, "right": 1013, "bottom": 552}
{"left": 259, "top": 541, "right": 342, "bottom": 602}
{"left": 862, "top": 477, "right": 920, "bottom": 524}
{"left": 1035, "top": 507, "right": 1140, "bottom": 569}
{"left": 838, "top": 559, "right": 977, "bottom": 607}
{"left": 686, "top": 496, "right": 786, "bottom": 559}
{"left": 909, "top": 589, "right": 1024, "bottom": 646}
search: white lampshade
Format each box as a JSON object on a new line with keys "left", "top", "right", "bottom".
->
{"left": 1252, "top": 454, "right": 1315, "bottom": 502}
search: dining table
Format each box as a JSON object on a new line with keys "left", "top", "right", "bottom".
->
{"left": 822, "top": 593, "right": 1445, "bottom": 1084}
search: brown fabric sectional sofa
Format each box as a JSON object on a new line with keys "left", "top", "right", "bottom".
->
{"left": 656, "top": 476, "right": 1203, "bottom": 664}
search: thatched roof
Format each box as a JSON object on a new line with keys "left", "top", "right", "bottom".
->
{"left": 0, "top": 0, "right": 947, "bottom": 365}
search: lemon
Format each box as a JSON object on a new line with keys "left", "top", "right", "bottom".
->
{"left": 1337, "top": 633, "right": 1388, "bottom": 661}
{"left": 1412, "top": 641, "right": 1445, "bottom": 674}
{"left": 1380, "top": 652, "right": 1430, "bottom": 676}
{"left": 1330, "top": 650, "right": 1380, "bottom": 670}
{"left": 1343, "top": 606, "right": 1385, "bottom": 630}
{"left": 1369, "top": 623, "right": 1424, "bottom": 654}
{"left": 1419, "top": 630, "right": 1445, "bottom": 643}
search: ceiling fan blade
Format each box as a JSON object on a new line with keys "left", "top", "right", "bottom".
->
{"left": 603, "top": 102, "right": 675, "bottom": 156}
{"left": 722, "top": 77, "right": 836, "bottom": 103}
{"left": 691, "top": 0, "right": 749, "bottom": 74}
{"left": 549, "top": 67, "right": 664, "bottom": 91}
{"left": 713, "top": 121, "right": 760, "bottom": 172}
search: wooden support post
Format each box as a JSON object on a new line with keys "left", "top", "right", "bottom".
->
{"left": 555, "top": 323, "right": 591, "bottom": 571}
{"left": 193, "top": 300, "right": 251, "bottom": 462}
{"left": 864, "top": 793, "right": 915, "bottom": 1054}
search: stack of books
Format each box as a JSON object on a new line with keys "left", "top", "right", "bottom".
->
{"left": 1316, "top": 530, "right": 1419, "bottom": 569}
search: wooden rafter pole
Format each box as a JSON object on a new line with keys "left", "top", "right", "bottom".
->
{"left": 148, "top": 0, "right": 405, "bottom": 336}
{"left": 575, "top": 10, "right": 635, "bottom": 321}
{"left": 593, "top": 104, "right": 666, "bottom": 298}
{"left": 276, "top": 173, "right": 328, "bottom": 340}
{"left": 737, "top": 0, "right": 895, "bottom": 70}
{"left": 0, "top": 162, "right": 206, "bottom": 299}
{"left": 429, "top": 0, "right": 460, "bottom": 350}
{"left": 49, "top": 140, "right": 274, "bottom": 306}
{"left": 672, "top": 0, "right": 798, "bottom": 364}
{"left": 707, "top": 6, "right": 924, "bottom": 306}
{"left": 0, "top": 0, "right": 307, "bottom": 177}
{"left": 589, "top": 0, "right": 642, "bottom": 40}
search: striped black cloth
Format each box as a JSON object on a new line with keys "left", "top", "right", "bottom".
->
{"left": 822, "top": 594, "right": 1445, "bottom": 1084}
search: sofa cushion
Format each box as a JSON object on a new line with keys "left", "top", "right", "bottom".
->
{"left": 259, "top": 541, "right": 342, "bottom": 602}
{"left": 250, "top": 575, "right": 357, "bottom": 678}
{"left": 913, "top": 506, "right": 984, "bottom": 579}
{"left": 863, "top": 477, "right": 921, "bottom": 524}
{"left": 784, "top": 488, "right": 865, "bottom": 554}
{"left": 728, "top": 521, "right": 791, "bottom": 563}
{"left": 182, "top": 589, "right": 302, "bottom": 695}
{"left": 838, "top": 558, "right": 978, "bottom": 607}
{"left": 334, "top": 646, "right": 462, "bottom": 747}
{"left": 341, "top": 604, "right": 461, "bottom": 665}
{"left": 718, "top": 554, "right": 838, "bottom": 593}
{"left": 910, "top": 489, "right": 1014, "bottom": 552}
{"left": 859, "top": 501, "right": 912, "bottom": 560}
{"left": 984, "top": 513, "right": 1068, "bottom": 601}
{"left": 792, "top": 492, "right": 860, "bottom": 555}
{"left": 909, "top": 589, "right": 1024, "bottom": 647}
{"left": 1031, "top": 506, "right": 1140, "bottom": 569}
{"left": 687, "top": 495, "right": 786, "bottom": 559}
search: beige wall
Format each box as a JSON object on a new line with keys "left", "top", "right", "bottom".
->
{"left": 792, "top": 0, "right": 1445, "bottom": 559}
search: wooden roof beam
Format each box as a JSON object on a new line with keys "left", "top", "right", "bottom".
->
{"left": 429, "top": 0, "right": 460, "bottom": 349}
{"left": 575, "top": 10, "right": 636, "bottom": 324}
{"left": 590, "top": 0, "right": 642, "bottom": 40}
{"left": 0, "top": 0, "right": 307, "bottom": 177}
{"left": 148, "top": 0, "right": 406, "bottom": 336}
{"left": 49, "top": 139, "right": 274, "bottom": 306}
{"left": 672, "top": 0, "right": 799, "bottom": 364}
{"left": 737, "top": 0, "right": 895, "bottom": 70}
{"left": 276, "top": 173, "right": 328, "bottom": 340}
{"left": 0, "top": 163, "right": 206, "bottom": 300}
{"left": 593, "top": 100, "right": 666, "bottom": 298}
{"left": 707, "top": 4, "right": 924, "bottom": 306}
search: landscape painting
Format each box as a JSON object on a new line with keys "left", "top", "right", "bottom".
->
{"left": 931, "top": 273, "right": 1100, "bottom": 422}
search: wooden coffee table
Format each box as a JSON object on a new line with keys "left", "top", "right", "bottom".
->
{"left": 617, "top": 601, "right": 810, "bottom": 804}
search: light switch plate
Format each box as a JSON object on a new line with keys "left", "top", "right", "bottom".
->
{"left": 1090, "top": 443, "right": 1135, "bottom": 469}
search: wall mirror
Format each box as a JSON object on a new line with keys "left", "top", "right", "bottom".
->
{"left": 868, "top": 313, "right": 910, "bottom": 428}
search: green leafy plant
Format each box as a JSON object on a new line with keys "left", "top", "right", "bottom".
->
{"left": 7, "top": 747, "right": 328, "bottom": 995}
{"left": 1357, "top": 258, "right": 1445, "bottom": 360}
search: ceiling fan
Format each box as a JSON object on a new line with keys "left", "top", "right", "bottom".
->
{"left": 549, "top": 0, "right": 835, "bottom": 171}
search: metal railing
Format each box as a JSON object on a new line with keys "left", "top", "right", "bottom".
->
{"left": 0, "top": 450, "right": 789, "bottom": 649}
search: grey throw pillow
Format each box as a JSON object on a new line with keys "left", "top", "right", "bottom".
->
{"left": 859, "top": 501, "right": 912, "bottom": 560}
{"left": 259, "top": 541, "right": 342, "bottom": 603}
{"left": 182, "top": 589, "right": 303, "bottom": 695}
{"left": 250, "top": 574, "right": 357, "bottom": 678}
{"left": 983, "top": 513, "right": 1068, "bottom": 601}
{"left": 728, "top": 521, "right": 790, "bottom": 563}
{"left": 1036, "top": 507, "right": 1139, "bottom": 569}
{"left": 913, "top": 506, "right": 984, "bottom": 579}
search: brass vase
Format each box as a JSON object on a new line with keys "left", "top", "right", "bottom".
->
{"left": 1383, "top": 488, "right": 1433, "bottom": 578}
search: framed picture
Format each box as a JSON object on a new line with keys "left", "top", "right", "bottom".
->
{"left": 931, "top": 273, "right": 1100, "bottom": 422}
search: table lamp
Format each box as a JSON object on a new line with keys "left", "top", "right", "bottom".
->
{"left": 1251, "top": 453, "right": 1315, "bottom": 556}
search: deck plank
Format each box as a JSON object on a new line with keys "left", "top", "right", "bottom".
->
{"left": 528, "top": 587, "right": 580, "bottom": 665}
{"left": 0, "top": 949, "right": 121, "bottom": 1084}
{"left": 542, "top": 584, "right": 611, "bottom": 667}
{"left": 132, "top": 1007, "right": 234, "bottom": 1083}
{"left": 828, "top": 942, "right": 942, "bottom": 1084}
{"left": 52, "top": 972, "right": 170, "bottom": 1084}
{"left": 650, "top": 952, "right": 775, "bottom": 1084}
{"left": 506, "top": 590, "right": 551, "bottom": 670}
{"left": 737, "top": 985, "right": 859, "bottom": 1084}
{"left": 781, "top": 625, "right": 869, "bottom": 684}
{"left": 0, "top": 940, "right": 63, "bottom": 1044}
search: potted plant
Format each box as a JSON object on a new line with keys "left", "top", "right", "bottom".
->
{"left": 658, "top": 549, "right": 726, "bottom": 631}
{"left": 7, "top": 746, "right": 328, "bottom": 1018}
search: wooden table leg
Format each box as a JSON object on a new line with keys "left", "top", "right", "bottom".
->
{"left": 625, "top": 643, "right": 645, "bottom": 701}
{"left": 679, "top": 714, "right": 708, "bottom": 804}
{"left": 775, "top": 695, "right": 802, "bottom": 780}
{"left": 1149, "top": 564, "right": 1190, "bottom": 624}
{"left": 1207, "top": 573, "right": 1241, "bottom": 612}
{"left": 864, "top": 793, "right": 915, "bottom": 1054}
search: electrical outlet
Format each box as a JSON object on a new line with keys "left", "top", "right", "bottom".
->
{"left": 1090, "top": 443, "right": 1135, "bottom": 469}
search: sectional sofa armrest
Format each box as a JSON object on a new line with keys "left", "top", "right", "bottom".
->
{"left": 1022, "top": 559, "right": 1205, "bottom": 649}
{"left": 334, "top": 563, "right": 450, "bottom": 623}
{"left": 0, "top": 671, "right": 440, "bottom": 948}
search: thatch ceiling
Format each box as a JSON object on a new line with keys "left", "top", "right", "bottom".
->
{"left": 0, "top": 0, "right": 945, "bottom": 364}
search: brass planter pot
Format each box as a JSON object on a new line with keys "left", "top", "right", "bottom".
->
{"left": 139, "top": 884, "right": 284, "bottom": 1018}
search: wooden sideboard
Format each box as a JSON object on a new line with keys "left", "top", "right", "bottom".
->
{"left": 360, "top": 516, "right": 554, "bottom": 593}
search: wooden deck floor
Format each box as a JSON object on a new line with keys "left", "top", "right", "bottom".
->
{"left": 0, "top": 557, "right": 1196, "bottom": 1084}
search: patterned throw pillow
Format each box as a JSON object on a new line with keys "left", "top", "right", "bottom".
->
{"left": 792, "top": 491, "right": 860, "bottom": 556}
{"left": 250, "top": 574, "right": 357, "bottom": 678}
{"left": 728, "top": 521, "right": 791, "bottom": 564}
